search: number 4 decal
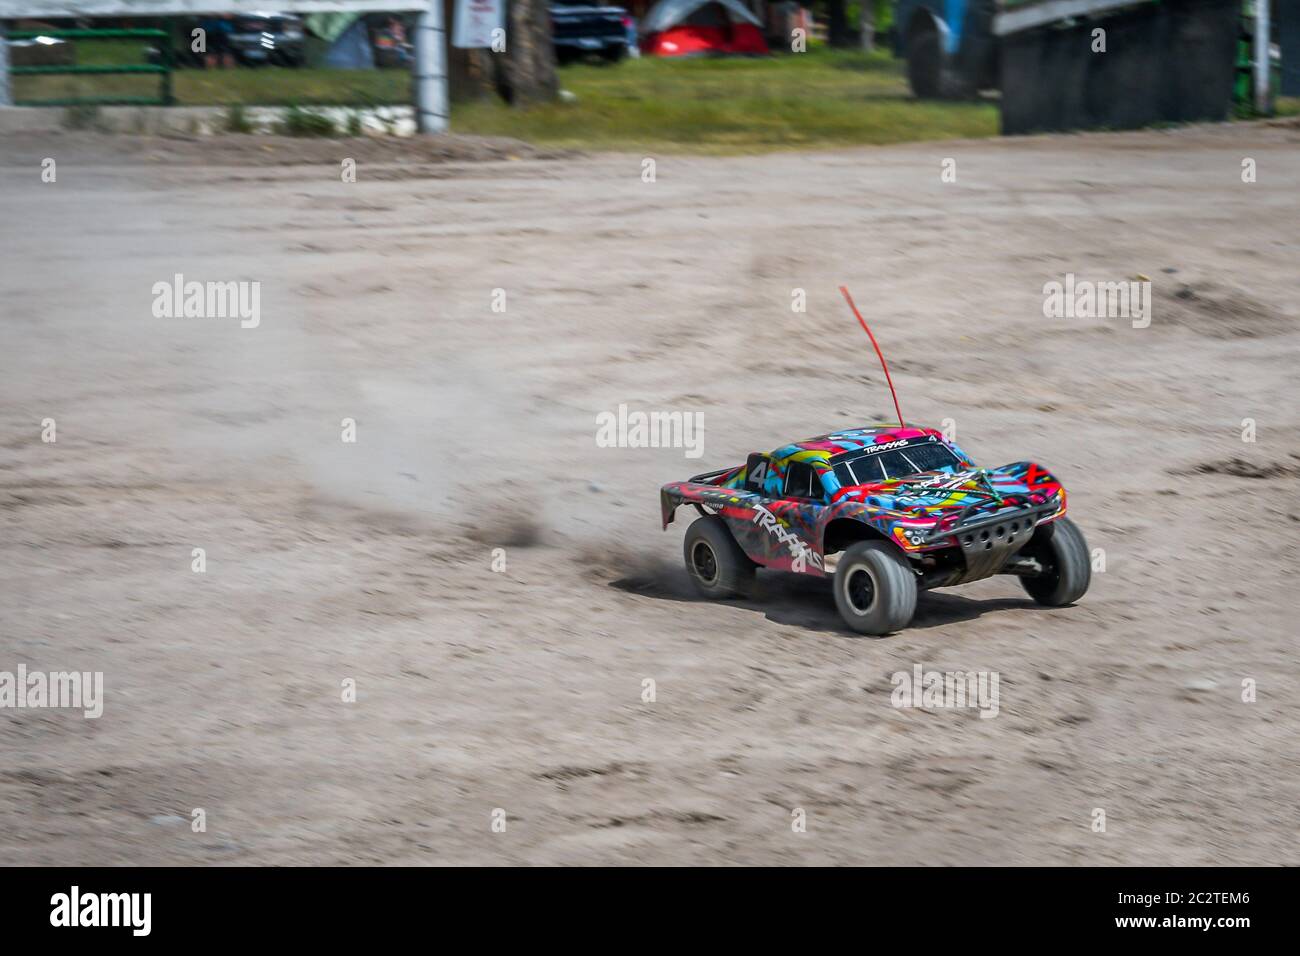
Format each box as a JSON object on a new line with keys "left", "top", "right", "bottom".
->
{"left": 750, "top": 461, "right": 769, "bottom": 484}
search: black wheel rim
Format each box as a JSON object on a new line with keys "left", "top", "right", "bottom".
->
{"left": 691, "top": 541, "right": 718, "bottom": 585}
{"left": 845, "top": 567, "right": 876, "bottom": 614}
{"left": 1029, "top": 545, "right": 1060, "bottom": 592}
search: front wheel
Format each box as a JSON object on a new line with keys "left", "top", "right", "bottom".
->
{"left": 833, "top": 541, "right": 918, "bottom": 635}
{"left": 1020, "top": 516, "right": 1091, "bottom": 606}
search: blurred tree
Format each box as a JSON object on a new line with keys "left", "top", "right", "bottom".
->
{"left": 448, "top": 0, "right": 557, "bottom": 105}
{"left": 493, "top": 0, "right": 559, "bottom": 104}
{"left": 827, "top": 0, "right": 851, "bottom": 47}
{"left": 859, "top": 0, "right": 875, "bottom": 51}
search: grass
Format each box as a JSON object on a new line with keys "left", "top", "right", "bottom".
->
{"left": 457, "top": 49, "right": 999, "bottom": 153}
{"left": 1272, "top": 96, "right": 1300, "bottom": 118}
{"left": 13, "top": 37, "right": 407, "bottom": 107}
{"left": 278, "top": 105, "right": 339, "bottom": 137}
{"left": 15, "top": 42, "right": 997, "bottom": 154}
{"left": 14, "top": 39, "right": 1293, "bottom": 155}
{"left": 222, "top": 102, "right": 254, "bottom": 134}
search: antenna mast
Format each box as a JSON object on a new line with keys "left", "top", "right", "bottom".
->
{"left": 839, "top": 286, "right": 905, "bottom": 429}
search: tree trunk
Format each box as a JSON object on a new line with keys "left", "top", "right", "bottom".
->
{"left": 493, "top": 0, "right": 559, "bottom": 106}
{"left": 826, "top": 0, "right": 851, "bottom": 48}
{"left": 448, "top": 46, "right": 496, "bottom": 102}
{"left": 444, "top": 0, "right": 493, "bottom": 101}
{"left": 859, "top": 2, "right": 875, "bottom": 52}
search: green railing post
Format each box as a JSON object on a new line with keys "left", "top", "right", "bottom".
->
{"left": 160, "top": 26, "right": 174, "bottom": 106}
{"left": 9, "top": 28, "right": 173, "bottom": 107}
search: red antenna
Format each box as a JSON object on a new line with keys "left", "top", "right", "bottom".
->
{"left": 839, "top": 285, "right": 905, "bottom": 429}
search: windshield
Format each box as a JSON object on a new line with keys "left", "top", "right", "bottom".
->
{"left": 833, "top": 442, "right": 962, "bottom": 486}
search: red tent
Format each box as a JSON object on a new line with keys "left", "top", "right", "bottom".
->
{"left": 640, "top": 0, "right": 769, "bottom": 57}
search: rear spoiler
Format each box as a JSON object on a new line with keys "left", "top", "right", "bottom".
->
{"left": 660, "top": 468, "right": 749, "bottom": 529}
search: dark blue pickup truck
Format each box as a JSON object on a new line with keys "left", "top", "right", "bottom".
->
{"left": 551, "top": 4, "right": 634, "bottom": 63}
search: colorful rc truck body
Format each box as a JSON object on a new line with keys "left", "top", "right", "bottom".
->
{"left": 660, "top": 425, "right": 1089, "bottom": 634}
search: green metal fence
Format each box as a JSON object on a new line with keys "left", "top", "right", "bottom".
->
{"left": 1235, "top": 15, "right": 1282, "bottom": 115}
{"left": 10, "top": 28, "right": 173, "bottom": 107}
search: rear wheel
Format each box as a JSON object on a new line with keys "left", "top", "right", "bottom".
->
{"left": 833, "top": 541, "right": 918, "bottom": 635}
{"left": 1020, "top": 517, "right": 1090, "bottom": 606}
{"left": 683, "top": 515, "right": 755, "bottom": 599}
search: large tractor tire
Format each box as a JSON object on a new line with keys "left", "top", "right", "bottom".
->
{"left": 906, "top": 18, "right": 975, "bottom": 99}
{"left": 906, "top": 24, "right": 944, "bottom": 98}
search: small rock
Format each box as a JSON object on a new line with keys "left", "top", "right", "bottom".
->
{"left": 202, "top": 841, "right": 243, "bottom": 854}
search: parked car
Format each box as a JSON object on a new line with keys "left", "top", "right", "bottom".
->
{"left": 149, "top": 12, "right": 305, "bottom": 68}
{"left": 7, "top": 34, "right": 75, "bottom": 68}
{"left": 223, "top": 12, "right": 306, "bottom": 67}
{"left": 551, "top": 4, "right": 635, "bottom": 63}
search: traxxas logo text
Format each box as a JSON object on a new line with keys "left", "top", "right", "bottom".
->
{"left": 751, "top": 504, "right": 823, "bottom": 573}
{"left": 858, "top": 438, "right": 910, "bottom": 454}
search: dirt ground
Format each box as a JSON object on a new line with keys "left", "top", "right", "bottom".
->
{"left": 1, "top": 122, "right": 1297, "bottom": 866}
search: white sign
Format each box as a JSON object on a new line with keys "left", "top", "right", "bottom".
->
{"left": 453, "top": 0, "right": 505, "bottom": 49}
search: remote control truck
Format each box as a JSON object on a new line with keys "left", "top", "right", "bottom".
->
{"left": 660, "top": 426, "right": 1089, "bottom": 635}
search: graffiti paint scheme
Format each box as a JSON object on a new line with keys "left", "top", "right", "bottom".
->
{"left": 660, "top": 425, "right": 1065, "bottom": 576}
